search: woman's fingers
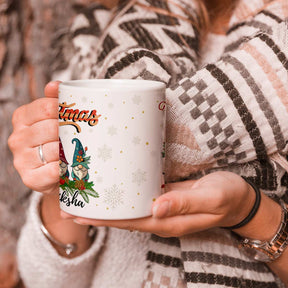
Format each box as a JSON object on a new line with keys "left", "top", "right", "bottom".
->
{"left": 71, "top": 213, "right": 220, "bottom": 237}
{"left": 21, "top": 161, "right": 59, "bottom": 193}
{"left": 34, "top": 141, "right": 59, "bottom": 165}
{"left": 11, "top": 142, "right": 59, "bottom": 193}
{"left": 9, "top": 81, "right": 61, "bottom": 194}
{"left": 44, "top": 81, "right": 61, "bottom": 98}
{"left": 152, "top": 186, "right": 222, "bottom": 218}
{"left": 30, "top": 119, "right": 59, "bottom": 147}
{"left": 14, "top": 141, "right": 59, "bottom": 170}
{"left": 59, "top": 172, "right": 248, "bottom": 237}
{"left": 13, "top": 119, "right": 59, "bottom": 148}
{"left": 12, "top": 98, "right": 58, "bottom": 131}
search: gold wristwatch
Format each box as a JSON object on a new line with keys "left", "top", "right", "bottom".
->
{"left": 239, "top": 199, "right": 288, "bottom": 262}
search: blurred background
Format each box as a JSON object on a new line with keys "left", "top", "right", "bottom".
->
{"left": 0, "top": 0, "right": 99, "bottom": 287}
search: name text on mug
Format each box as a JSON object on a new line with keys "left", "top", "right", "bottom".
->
{"left": 59, "top": 190, "right": 85, "bottom": 208}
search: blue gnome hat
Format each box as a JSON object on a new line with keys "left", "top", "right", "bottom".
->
{"left": 71, "top": 138, "right": 90, "bottom": 169}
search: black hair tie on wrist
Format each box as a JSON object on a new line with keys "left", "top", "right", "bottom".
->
{"left": 223, "top": 176, "right": 261, "bottom": 230}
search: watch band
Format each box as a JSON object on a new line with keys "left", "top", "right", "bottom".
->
{"left": 240, "top": 199, "right": 288, "bottom": 262}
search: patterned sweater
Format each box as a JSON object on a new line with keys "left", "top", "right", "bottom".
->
{"left": 18, "top": 0, "right": 288, "bottom": 287}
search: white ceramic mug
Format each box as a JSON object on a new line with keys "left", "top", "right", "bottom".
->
{"left": 58, "top": 79, "right": 166, "bottom": 219}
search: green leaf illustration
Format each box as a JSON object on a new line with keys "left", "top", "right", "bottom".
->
{"left": 60, "top": 179, "right": 99, "bottom": 202}
{"left": 79, "top": 191, "right": 89, "bottom": 203}
{"left": 84, "top": 189, "right": 99, "bottom": 198}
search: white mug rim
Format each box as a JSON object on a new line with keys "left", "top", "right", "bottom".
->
{"left": 59, "top": 79, "right": 166, "bottom": 92}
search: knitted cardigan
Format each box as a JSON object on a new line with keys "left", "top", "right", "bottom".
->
{"left": 18, "top": 0, "right": 288, "bottom": 287}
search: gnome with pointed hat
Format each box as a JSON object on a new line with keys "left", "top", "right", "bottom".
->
{"left": 59, "top": 137, "right": 69, "bottom": 179}
{"left": 71, "top": 138, "right": 90, "bottom": 181}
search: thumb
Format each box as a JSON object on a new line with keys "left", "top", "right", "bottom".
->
{"left": 152, "top": 185, "right": 207, "bottom": 218}
{"left": 44, "top": 81, "right": 61, "bottom": 98}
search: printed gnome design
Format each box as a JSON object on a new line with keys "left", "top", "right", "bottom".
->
{"left": 71, "top": 138, "right": 90, "bottom": 181}
{"left": 59, "top": 138, "right": 69, "bottom": 179}
{"left": 59, "top": 138, "right": 99, "bottom": 204}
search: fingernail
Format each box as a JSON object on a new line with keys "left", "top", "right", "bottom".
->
{"left": 153, "top": 201, "right": 170, "bottom": 218}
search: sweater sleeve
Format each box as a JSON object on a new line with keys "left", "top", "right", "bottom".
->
{"left": 164, "top": 20, "right": 288, "bottom": 175}
{"left": 17, "top": 192, "right": 107, "bottom": 288}
{"left": 97, "top": 3, "right": 288, "bottom": 182}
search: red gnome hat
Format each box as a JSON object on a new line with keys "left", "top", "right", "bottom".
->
{"left": 59, "top": 137, "right": 68, "bottom": 165}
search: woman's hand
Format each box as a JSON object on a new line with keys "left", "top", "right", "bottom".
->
{"left": 8, "top": 82, "right": 93, "bottom": 257}
{"left": 8, "top": 81, "right": 60, "bottom": 194}
{"left": 64, "top": 171, "right": 256, "bottom": 237}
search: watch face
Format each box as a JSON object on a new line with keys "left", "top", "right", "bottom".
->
{"left": 241, "top": 245, "right": 272, "bottom": 263}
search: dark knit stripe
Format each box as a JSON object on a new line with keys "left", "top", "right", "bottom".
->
{"left": 242, "top": 162, "right": 275, "bottom": 191}
{"left": 262, "top": 162, "right": 277, "bottom": 190}
{"left": 254, "top": 162, "right": 265, "bottom": 189}
{"left": 240, "top": 151, "right": 277, "bottom": 191}
{"left": 282, "top": 192, "right": 288, "bottom": 205}
{"left": 185, "top": 272, "right": 278, "bottom": 287}
{"left": 255, "top": 161, "right": 277, "bottom": 191}
{"left": 146, "top": 0, "right": 181, "bottom": 27}
{"left": 259, "top": 10, "right": 283, "bottom": 23}
{"left": 257, "top": 33, "right": 288, "bottom": 71}
{"left": 226, "top": 20, "right": 272, "bottom": 35}
{"left": 223, "top": 54, "right": 286, "bottom": 151}
{"left": 224, "top": 36, "right": 252, "bottom": 53}
{"left": 104, "top": 49, "right": 167, "bottom": 78}
{"left": 73, "top": 3, "right": 108, "bottom": 14}
{"left": 281, "top": 172, "right": 288, "bottom": 187}
{"left": 225, "top": 16, "right": 286, "bottom": 52}
{"left": 138, "top": 69, "right": 166, "bottom": 83}
{"left": 97, "top": 35, "right": 119, "bottom": 62}
{"left": 227, "top": 22, "right": 247, "bottom": 34}
{"left": 72, "top": 4, "right": 107, "bottom": 37}
{"left": 151, "top": 234, "right": 181, "bottom": 247}
{"left": 206, "top": 64, "right": 268, "bottom": 161}
{"left": 281, "top": 155, "right": 288, "bottom": 200}
{"left": 146, "top": 251, "right": 182, "bottom": 268}
{"left": 119, "top": 21, "right": 164, "bottom": 51}
{"left": 182, "top": 251, "right": 269, "bottom": 273}
{"left": 281, "top": 187, "right": 288, "bottom": 205}
{"left": 163, "top": 28, "right": 198, "bottom": 51}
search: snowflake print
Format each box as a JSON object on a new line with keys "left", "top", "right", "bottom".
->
{"left": 132, "top": 136, "right": 141, "bottom": 145}
{"left": 132, "top": 169, "right": 147, "bottom": 186}
{"left": 104, "top": 184, "right": 124, "bottom": 208}
{"left": 97, "top": 144, "right": 112, "bottom": 162}
{"left": 132, "top": 95, "right": 142, "bottom": 105}
{"left": 107, "top": 126, "right": 117, "bottom": 136}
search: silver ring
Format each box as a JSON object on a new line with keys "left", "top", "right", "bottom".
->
{"left": 38, "top": 144, "right": 48, "bottom": 165}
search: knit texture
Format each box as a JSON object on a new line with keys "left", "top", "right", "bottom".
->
{"left": 18, "top": 0, "right": 288, "bottom": 287}
{"left": 18, "top": 193, "right": 151, "bottom": 288}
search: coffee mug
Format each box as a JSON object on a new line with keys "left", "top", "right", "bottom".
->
{"left": 58, "top": 79, "right": 166, "bottom": 219}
